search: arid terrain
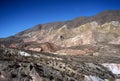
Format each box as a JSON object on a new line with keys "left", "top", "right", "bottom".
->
{"left": 0, "top": 10, "right": 120, "bottom": 81}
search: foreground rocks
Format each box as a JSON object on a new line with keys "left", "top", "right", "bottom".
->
{"left": 0, "top": 48, "right": 120, "bottom": 81}
{"left": 0, "top": 61, "right": 118, "bottom": 81}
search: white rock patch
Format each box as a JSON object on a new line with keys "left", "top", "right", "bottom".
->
{"left": 102, "top": 63, "right": 120, "bottom": 74}
{"left": 84, "top": 75, "right": 108, "bottom": 81}
{"left": 19, "top": 51, "right": 31, "bottom": 56}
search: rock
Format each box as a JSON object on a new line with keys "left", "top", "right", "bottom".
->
{"left": 29, "top": 48, "right": 42, "bottom": 52}
{"left": 0, "top": 48, "right": 120, "bottom": 81}
{"left": 9, "top": 43, "right": 18, "bottom": 48}
{"left": 109, "top": 36, "right": 120, "bottom": 45}
{"left": 92, "top": 52, "right": 99, "bottom": 56}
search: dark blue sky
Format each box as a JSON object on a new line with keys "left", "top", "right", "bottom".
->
{"left": 0, "top": 0, "right": 120, "bottom": 37}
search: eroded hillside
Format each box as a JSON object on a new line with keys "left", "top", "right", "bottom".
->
{"left": 0, "top": 10, "right": 120, "bottom": 81}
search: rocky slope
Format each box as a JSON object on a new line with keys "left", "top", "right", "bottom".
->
{"left": 0, "top": 10, "right": 120, "bottom": 81}
{"left": 0, "top": 48, "right": 120, "bottom": 81}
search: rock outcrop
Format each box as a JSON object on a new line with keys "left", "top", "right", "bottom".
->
{"left": 1, "top": 61, "right": 118, "bottom": 81}
{"left": 0, "top": 48, "right": 120, "bottom": 81}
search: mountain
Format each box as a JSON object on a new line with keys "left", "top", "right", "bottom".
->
{"left": 0, "top": 10, "right": 120, "bottom": 53}
{"left": 0, "top": 10, "right": 120, "bottom": 81}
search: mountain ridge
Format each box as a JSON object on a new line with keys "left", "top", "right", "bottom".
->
{"left": 14, "top": 10, "right": 120, "bottom": 37}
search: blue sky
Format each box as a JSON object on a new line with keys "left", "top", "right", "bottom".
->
{"left": 0, "top": 0, "right": 120, "bottom": 37}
